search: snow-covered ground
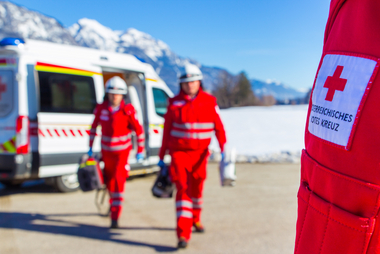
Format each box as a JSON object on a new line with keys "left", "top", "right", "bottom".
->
{"left": 209, "top": 105, "right": 309, "bottom": 163}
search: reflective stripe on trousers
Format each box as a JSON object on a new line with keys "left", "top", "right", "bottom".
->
{"left": 110, "top": 192, "right": 124, "bottom": 198}
{"left": 176, "top": 200, "right": 193, "bottom": 209}
{"left": 111, "top": 200, "right": 123, "bottom": 206}
{"left": 110, "top": 192, "right": 124, "bottom": 207}
{"left": 176, "top": 200, "right": 193, "bottom": 218}
{"left": 176, "top": 210, "right": 193, "bottom": 219}
{"left": 191, "top": 197, "right": 203, "bottom": 209}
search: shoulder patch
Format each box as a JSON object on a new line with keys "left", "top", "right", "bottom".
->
{"left": 308, "top": 52, "right": 380, "bottom": 150}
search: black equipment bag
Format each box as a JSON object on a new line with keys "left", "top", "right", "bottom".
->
{"left": 151, "top": 164, "right": 174, "bottom": 198}
{"left": 77, "top": 155, "right": 104, "bottom": 192}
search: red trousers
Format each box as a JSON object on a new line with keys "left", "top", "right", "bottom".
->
{"left": 102, "top": 149, "right": 130, "bottom": 220}
{"left": 170, "top": 149, "right": 209, "bottom": 240}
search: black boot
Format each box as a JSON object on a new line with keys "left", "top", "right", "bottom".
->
{"left": 110, "top": 220, "right": 118, "bottom": 229}
{"left": 193, "top": 222, "right": 205, "bottom": 233}
{"left": 177, "top": 237, "right": 188, "bottom": 249}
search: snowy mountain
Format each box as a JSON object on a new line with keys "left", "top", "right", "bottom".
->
{"left": 68, "top": 18, "right": 204, "bottom": 92}
{"left": 0, "top": 1, "right": 77, "bottom": 45}
{"left": 0, "top": 1, "right": 306, "bottom": 101}
{"left": 251, "top": 79, "right": 306, "bottom": 102}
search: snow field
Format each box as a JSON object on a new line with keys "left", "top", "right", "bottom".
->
{"left": 209, "top": 105, "right": 309, "bottom": 163}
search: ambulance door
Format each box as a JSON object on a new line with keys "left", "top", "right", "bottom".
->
{"left": 125, "top": 72, "right": 147, "bottom": 165}
{"left": 145, "top": 79, "right": 173, "bottom": 165}
{"left": 0, "top": 58, "right": 20, "bottom": 182}
{"left": 35, "top": 62, "right": 103, "bottom": 191}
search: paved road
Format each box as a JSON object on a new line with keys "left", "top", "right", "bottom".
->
{"left": 0, "top": 163, "right": 300, "bottom": 254}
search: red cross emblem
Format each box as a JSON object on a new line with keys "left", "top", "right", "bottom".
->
{"left": 323, "top": 65, "right": 347, "bottom": 101}
{"left": 0, "top": 78, "right": 6, "bottom": 100}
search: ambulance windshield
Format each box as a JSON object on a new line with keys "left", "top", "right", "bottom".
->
{"left": 0, "top": 70, "right": 14, "bottom": 118}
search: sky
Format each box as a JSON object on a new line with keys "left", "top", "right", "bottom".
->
{"left": 10, "top": 0, "right": 331, "bottom": 91}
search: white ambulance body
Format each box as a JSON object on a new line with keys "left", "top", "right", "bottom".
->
{"left": 0, "top": 38, "right": 173, "bottom": 192}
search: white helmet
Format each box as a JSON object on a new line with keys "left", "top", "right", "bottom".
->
{"left": 105, "top": 76, "right": 128, "bottom": 94}
{"left": 179, "top": 64, "right": 203, "bottom": 83}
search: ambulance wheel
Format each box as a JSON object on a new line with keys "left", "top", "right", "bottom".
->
{"left": 0, "top": 180, "right": 24, "bottom": 188}
{"left": 54, "top": 174, "right": 80, "bottom": 193}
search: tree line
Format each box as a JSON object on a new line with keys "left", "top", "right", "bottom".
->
{"left": 212, "top": 71, "right": 311, "bottom": 109}
{"left": 212, "top": 71, "right": 273, "bottom": 108}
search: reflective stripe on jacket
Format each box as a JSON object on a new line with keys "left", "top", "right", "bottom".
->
{"left": 159, "top": 89, "right": 226, "bottom": 159}
{"left": 170, "top": 122, "right": 215, "bottom": 140}
{"left": 89, "top": 101, "right": 144, "bottom": 153}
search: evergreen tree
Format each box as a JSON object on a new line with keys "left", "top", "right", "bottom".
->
{"left": 234, "top": 72, "right": 260, "bottom": 106}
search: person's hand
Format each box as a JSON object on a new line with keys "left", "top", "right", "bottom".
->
{"left": 88, "top": 147, "right": 93, "bottom": 157}
{"left": 158, "top": 160, "right": 166, "bottom": 168}
{"left": 219, "top": 152, "right": 226, "bottom": 171}
{"left": 220, "top": 152, "right": 225, "bottom": 161}
{"left": 158, "top": 160, "right": 168, "bottom": 176}
{"left": 136, "top": 153, "right": 144, "bottom": 162}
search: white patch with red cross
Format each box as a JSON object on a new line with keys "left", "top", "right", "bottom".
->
{"left": 308, "top": 53, "right": 379, "bottom": 149}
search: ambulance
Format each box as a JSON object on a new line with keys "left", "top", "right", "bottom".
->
{"left": 0, "top": 38, "right": 173, "bottom": 192}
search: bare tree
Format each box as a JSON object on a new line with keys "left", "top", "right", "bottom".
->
{"left": 260, "top": 95, "right": 277, "bottom": 106}
{"left": 213, "top": 71, "right": 261, "bottom": 108}
{"left": 212, "top": 70, "right": 237, "bottom": 108}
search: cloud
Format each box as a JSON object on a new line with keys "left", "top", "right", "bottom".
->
{"left": 266, "top": 79, "right": 281, "bottom": 85}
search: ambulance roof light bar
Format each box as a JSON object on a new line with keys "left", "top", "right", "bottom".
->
{"left": 0, "top": 37, "right": 25, "bottom": 47}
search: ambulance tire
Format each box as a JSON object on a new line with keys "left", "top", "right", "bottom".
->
{"left": 53, "top": 174, "right": 80, "bottom": 193}
{"left": 0, "top": 180, "right": 24, "bottom": 188}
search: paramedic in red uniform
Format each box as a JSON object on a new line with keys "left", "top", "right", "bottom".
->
{"left": 158, "top": 64, "right": 226, "bottom": 248}
{"left": 294, "top": 1, "right": 380, "bottom": 254}
{"left": 88, "top": 76, "right": 145, "bottom": 229}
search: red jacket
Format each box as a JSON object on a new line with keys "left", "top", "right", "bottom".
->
{"left": 295, "top": 1, "right": 380, "bottom": 254}
{"left": 89, "top": 100, "right": 144, "bottom": 153}
{"left": 159, "top": 89, "right": 226, "bottom": 160}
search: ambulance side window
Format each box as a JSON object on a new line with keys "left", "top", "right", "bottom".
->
{"left": 152, "top": 88, "right": 169, "bottom": 117}
{"left": 38, "top": 72, "right": 96, "bottom": 114}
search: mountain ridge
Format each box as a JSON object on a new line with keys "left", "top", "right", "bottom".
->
{"left": 0, "top": 1, "right": 306, "bottom": 101}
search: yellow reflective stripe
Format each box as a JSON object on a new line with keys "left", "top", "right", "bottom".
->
{"left": 145, "top": 78, "right": 158, "bottom": 82}
{"left": 35, "top": 66, "right": 101, "bottom": 77}
{"left": 79, "top": 161, "right": 97, "bottom": 168}
{"left": 149, "top": 124, "right": 164, "bottom": 128}
{"left": 3, "top": 140, "right": 16, "bottom": 153}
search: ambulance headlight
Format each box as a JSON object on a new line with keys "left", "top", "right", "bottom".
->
{"left": 15, "top": 154, "right": 24, "bottom": 164}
